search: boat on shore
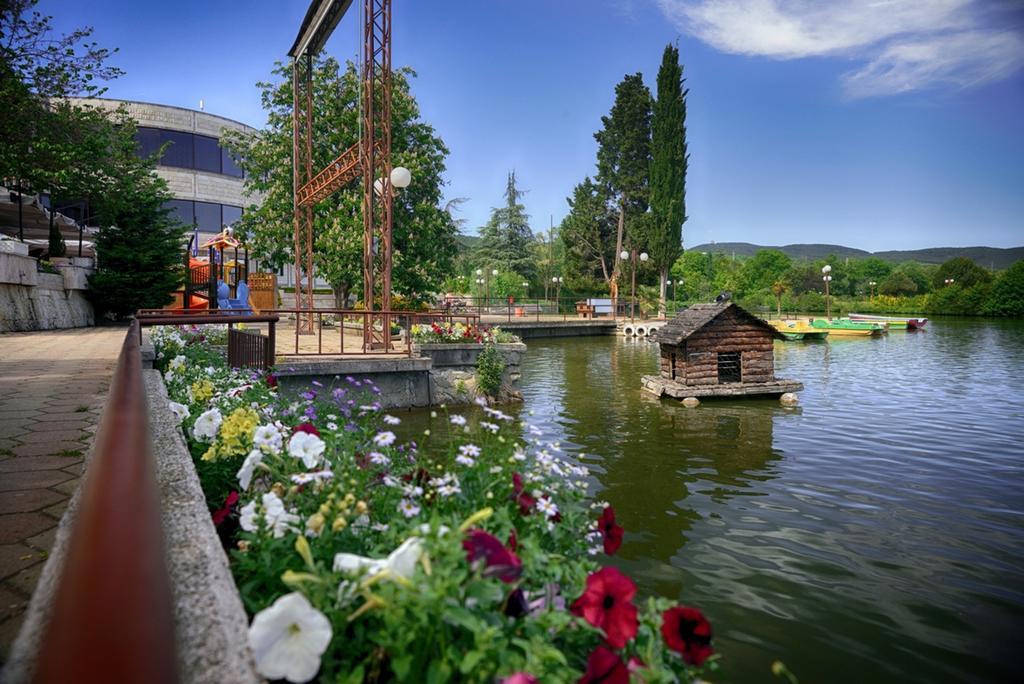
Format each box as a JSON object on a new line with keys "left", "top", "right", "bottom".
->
{"left": 770, "top": 319, "right": 828, "bottom": 340}
{"left": 809, "top": 318, "right": 886, "bottom": 336}
{"left": 848, "top": 313, "right": 928, "bottom": 329}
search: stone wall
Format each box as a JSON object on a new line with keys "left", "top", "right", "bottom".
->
{"left": 0, "top": 251, "right": 94, "bottom": 332}
{"left": 275, "top": 343, "right": 527, "bottom": 409}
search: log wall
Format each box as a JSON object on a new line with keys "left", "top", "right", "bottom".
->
{"left": 658, "top": 309, "right": 775, "bottom": 386}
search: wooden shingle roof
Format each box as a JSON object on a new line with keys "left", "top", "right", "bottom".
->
{"left": 655, "top": 302, "right": 782, "bottom": 345}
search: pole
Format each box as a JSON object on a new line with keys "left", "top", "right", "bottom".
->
{"left": 17, "top": 179, "right": 23, "bottom": 242}
{"left": 630, "top": 250, "right": 637, "bottom": 324}
{"left": 825, "top": 278, "right": 831, "bottom": 320}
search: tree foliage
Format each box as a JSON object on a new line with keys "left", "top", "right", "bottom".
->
{"left": 88, "top": 123, "right": 186, "bottom": 318}
{"left": 933, "top": 256, "right": 992, "bottom": 289}
{"left": 559, "top": 177, "right": 615, "bottom": 291}
{"left": 221, "top": 58, "right": 458, "bottom": 305}
{"left": 475, "top": 171, "right": 535, "bottom": 280}
{"left": 649, "top": 44, "right": 688, "bottom": 314}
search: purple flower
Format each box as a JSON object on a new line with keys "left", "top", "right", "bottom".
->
{"left": 300, "top": 390, "right": 316, "bottom": 401}
{"left": 312, "top": 380, "right": 323, "bottom": 387}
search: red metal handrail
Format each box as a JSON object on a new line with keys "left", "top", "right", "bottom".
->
{"left": 34, "top": 319, "right": 177, "bottom": 683}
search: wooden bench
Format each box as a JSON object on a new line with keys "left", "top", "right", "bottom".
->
{"left": 576, "top": 302, "right": 596, "bottom": 318}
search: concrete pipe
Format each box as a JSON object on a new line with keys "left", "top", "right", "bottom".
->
{"left": 623, "top": 324, "right": 635, "bottom": 337}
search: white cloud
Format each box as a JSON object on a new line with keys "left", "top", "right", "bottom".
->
{"left": 655, "top": 0, "right": 1024, "bottom": 97}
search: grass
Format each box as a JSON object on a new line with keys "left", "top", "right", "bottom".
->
{"left": 74, "top": 405, "right": 89, "bottom": 412}
{"left": 57, "top": 448, "right": 83, "bottom": 458}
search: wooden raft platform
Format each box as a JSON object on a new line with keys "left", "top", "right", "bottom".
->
{"left": 641, "top": 374, "right": 803, "bottom": 399}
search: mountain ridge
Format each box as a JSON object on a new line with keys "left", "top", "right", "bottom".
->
{"left": 687, "top": 242, "right": 1024, "bottom": 269}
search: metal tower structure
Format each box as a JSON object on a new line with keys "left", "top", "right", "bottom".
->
{"left": 289, "top": 0, "right": 394, "bottom": 341}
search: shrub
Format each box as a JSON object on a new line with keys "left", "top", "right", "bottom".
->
{"left": 475, "top": 344, "right": 505, "bottom": 396}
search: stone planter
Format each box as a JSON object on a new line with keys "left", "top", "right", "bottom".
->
{"left": 414, "top": 342, "right": 526, "bottom": 405}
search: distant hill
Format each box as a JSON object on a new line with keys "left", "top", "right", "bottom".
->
{"left": 688, "top": 242, "right": 1024, "bottom": 269}
{"left": 456, "top": 234, "right": 481, "bottom": 251}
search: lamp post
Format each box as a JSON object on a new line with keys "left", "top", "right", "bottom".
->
{"left": 551, "top": 276, "right": 563, "bottom": 314}
{"left": 868, "top": 280, "right": 877, "bottom": 299}
{"left": 521, "top": 281, "right": 529, "bottom": 298}
{"left": 944, "top": 278, "right": 955, "bottom": 287}
{"left": 822, "top": 264, "right": 833, "bottom": 320}
{"left": 620, "top": 249, "right": 648, "bottom": 323}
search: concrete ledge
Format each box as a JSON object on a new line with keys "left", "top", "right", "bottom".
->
{"left": 1, "top": 373, "right": 258, "bottom": 684}
{"left": 0, "top": 252, "right": 37, "bottom": 287}
{"left": 276, "top": 356, "right": 432, "bottom": 375}
{"left": 143, "top": 370, "right": 259, "bottom": 683}
{"left": 494, "top": 321, "right": 616, "bottom": 339}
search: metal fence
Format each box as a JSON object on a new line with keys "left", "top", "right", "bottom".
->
{"left": 441, "top": 296, "right": 686, "bottom": 322}
{"left": 228, "top": 327, "right": 274, "bottom": 369}
{"left": 34, "top": 319, "right": 178, "bottom": 683}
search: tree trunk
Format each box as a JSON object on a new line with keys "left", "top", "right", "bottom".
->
{"left": 611, "top": 203, "right": 625, "bottom": 315}
{"left": 659, "top": 267, "right": 668, "bottom": 319}
{"left": 333, "top": 284, "right": 349, "bottom": 309}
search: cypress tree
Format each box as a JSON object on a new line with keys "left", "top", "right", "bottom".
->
{"left": 649, "top": 43, "right": 688, "bottom": 316}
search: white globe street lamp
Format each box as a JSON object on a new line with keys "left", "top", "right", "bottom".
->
{"left": 390, "top": 166, "right": 412, "bottom": 189}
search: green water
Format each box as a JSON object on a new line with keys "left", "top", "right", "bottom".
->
{"left": 402, "top": 319, "right": 1024, "bottom": 682}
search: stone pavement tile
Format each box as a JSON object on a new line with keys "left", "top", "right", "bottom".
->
{"left": 40, "top": 502, "right": 68, "bottom": 520}
{"left": 0, "top": 585, "right": 27, "bottom": 622}
{"left": 0, "top": 410, "right": 38, "bottom": 422}
{"left": 0, "top": 470, "right": 73, "bottom": 493}
{"left": 0, "top": 425, "right": 30, "bottom": 441}
{"left": 0, "top": 513, "right": 54, "bottom": 545}
{"left": 16, "top": 430, "right": 87, "bottom": 445}
{"left": 0, "top": 489, "right": 65, "bottom": 515}
{"left": 11, "top": 442, "right": 85, "bottom": 458}
{"left": 0, "top": 544, "right": 40, "bottom": 581}
{"left": 0, "top": 456, "right": 82, "bottom": 473}
{"left": 30, "top": 412, "right": 90, "bottom": 423}
{"left": 50, "top": 478, "right": 80, "bottom": 497}
{"left": 4, "top": 563, "right": 42, "bottom": 597}
{"left": 24, "top": 526, "right": 56, "bottom": 552}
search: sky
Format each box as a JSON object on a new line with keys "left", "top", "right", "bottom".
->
{"left": 38, "top": 0, "right": 1024, "bottom": 251}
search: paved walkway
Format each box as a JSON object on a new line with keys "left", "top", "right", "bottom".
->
{"left": 0, "top": 326, "right": 125, "bottom": 661}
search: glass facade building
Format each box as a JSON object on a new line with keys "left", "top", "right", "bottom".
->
{"left": 134, "top": 126, "right": 244, "bottom": 178}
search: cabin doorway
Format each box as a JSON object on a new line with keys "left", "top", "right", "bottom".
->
{"left": 717, "top": 351, "right": 741, "bottom": 383}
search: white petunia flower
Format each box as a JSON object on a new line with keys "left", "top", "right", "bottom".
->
{"left": 237, "top": 449, "right": 264, "bottom": 490}
{"left": 192, "top": 408, "right": 222, "bottom": 443}
{"left": 398, "top": 499, "right": 420, "bottom": 518}
{"left": 290, "top": 470, "right": 334, "bottom": 485}
{"left": 333, "top": 536, "right": 422, "bottom": 581}
{"left": 253, "top": 424, "right": 284, "bottom": 454}
{"left": 168, "top": 401, "right": 190, "bottom": 424}
{"left": 288, "top": 432, "right": 326, "bottom": 468}
{"left": 169, "top": 355, "right": 187, "bottom": 371}
{"left": 383, "top": 414, "right": 401, "bottom": 425}
{"left": 450, "top": 414, "right": 467, "bottom": 426}
{"left": 248, "top": 592, "right": 332, "bottom": 683}
{"left": 241, "top": 492, "right": 301, "bottom": 538}
{"left": 372, "top": 431, "right": 396, "bottom": 447}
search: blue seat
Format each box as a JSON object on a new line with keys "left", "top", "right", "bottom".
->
{"left": 227, "top": 281, "right": 250, "bottom": 312}
{"left": 216, "top": 281, "right": 231, "bottom": 310}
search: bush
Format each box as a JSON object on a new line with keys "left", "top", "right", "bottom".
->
{"left": 152, "top": 328, "right": 721, "bottom": 682}
{"left": 475, "top": 344, "right": 505, "bottom": 396}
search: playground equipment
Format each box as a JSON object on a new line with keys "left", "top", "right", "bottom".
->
{"left": 170, "top": 230, "right": 252, "bottom": 311}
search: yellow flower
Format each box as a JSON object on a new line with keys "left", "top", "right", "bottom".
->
{"left": 191, "top": 379, "right": 215, "bottom": 403}
{"left": 201, "top": 407, "right": 260, "bottom": 462}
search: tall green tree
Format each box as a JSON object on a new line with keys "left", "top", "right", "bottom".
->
{"left": 559, "top": 177, "right": 615, "bottom": 292}
{"left": 475, "top": 171, "right": 535, "bottom": 280}
{"left": 594, "top": 73, "right": 652, "bottom": 306}
{"left": 221, "top": 58, "right": 458, "bottom": 307}
{"left": 649, "top": 44, "right": 688, "bottom": 317}
{"left": 88, "top": 122, "right": 186, "bottom": 318}
{"left": 933, "top": 256, "right": 993, "bottom": 290}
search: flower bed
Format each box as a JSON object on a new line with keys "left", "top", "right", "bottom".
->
{"left": 152, "top": 325, "right": 717, "bottom": 683}
{"left": 411, "top": 321, "right": 519, "bottom": 344}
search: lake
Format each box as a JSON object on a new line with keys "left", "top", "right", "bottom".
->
{"left": 406, "top": 319, "right": 1024, "bottom": 682}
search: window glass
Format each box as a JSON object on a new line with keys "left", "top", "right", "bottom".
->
{"left": 159, "top": 130, "right": 194, "bottom": 168}
{"left": 194, "top": 201, "right": 222, "bottom": 234}
{"left": 135, "top": 127, "right": 162, "bottom": 159}
{"left": 222, "top": 204, "right": 242, "bottom": 228}
{"left": 221, "top": 145, "right": 244, "bottom": 178}
{"left": 164, "top": 199, "right": 193, "bottom": 227}
{"left": 194, "top": 134, "right": 221, "bottom": 173}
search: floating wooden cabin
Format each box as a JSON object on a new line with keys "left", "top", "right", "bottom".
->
{"left": 642, "top": 302, "right": 803, "bottom": 400}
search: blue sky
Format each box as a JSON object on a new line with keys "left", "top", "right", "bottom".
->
{"left": 39, "top": 0, "right": 1024, "bottom": 250}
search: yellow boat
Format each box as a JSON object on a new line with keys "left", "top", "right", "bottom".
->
{"left": 769, "top": 319, "right": 829, "bottom": 340}
{"left": 808, "top": 318, "right": 885, "bottom": 336}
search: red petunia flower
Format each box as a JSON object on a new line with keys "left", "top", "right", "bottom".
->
{"left": 463, "top": 529, "right": 522, "bottom": 583}
{"left": 265, "top": 373, "right": 277, "bottom": 388}
{"left": 211, "top": 490, "right": 239, "bottom": 526}
{"left": 599, "top": 506, "right": 624, "bottom": 555}
{"left": 511, "top": 473, "right": 536, "bottom": 515}
{"left": 507, "top": 528, "right": 518, "bottom": 552}
{"left": 661, "top": 605, "right": 714, "bottom": 666}
{"left": 500, "top": 673, "right": 537, "bottom": 684}
{"left": 293, "top": 422, "right": 320, "bottom": 436}
{"left": 571, "top": 567, "right": 638, "bottom": 648}
{"left": 578, "top": 646, "right": 629, "bottom": 684}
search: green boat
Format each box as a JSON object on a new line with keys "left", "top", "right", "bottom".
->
{"left": 808, "top": 318, "right": 886, "bottom": 336}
